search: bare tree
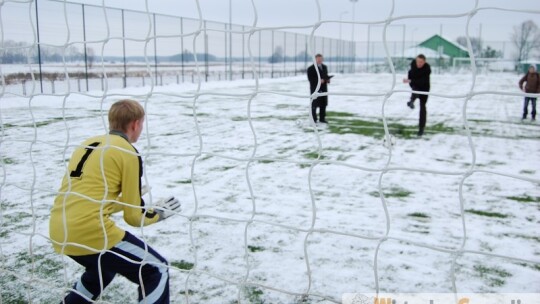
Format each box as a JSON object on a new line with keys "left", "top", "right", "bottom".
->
{"left": 456, "top": 36, "right": 483, "bottom": 56}
{"left": 268, "top": 46, "right": 284, "bottom": 63}
{"left": 511, "top": 20, "right": 540, "bottom": 62}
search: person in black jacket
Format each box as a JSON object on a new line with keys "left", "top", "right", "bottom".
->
{"left": 403, "top": 54, "right": 431, "bottom": 136}
{"left": 307, "top": 54, "right": 331, "bottom": 123}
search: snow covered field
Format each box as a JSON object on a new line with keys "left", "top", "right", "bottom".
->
{"left": 0, "top": 72, "right": 539, "bottom": 303}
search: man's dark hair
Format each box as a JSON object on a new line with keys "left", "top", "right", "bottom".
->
{"left": 417, "top": 54, "right": 426, "bottom": 60}
{"left": 315, "top": 54, "right": 323, "bottom": 58}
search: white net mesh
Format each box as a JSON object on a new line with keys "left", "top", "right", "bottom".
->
{"left": 1, "top": 0, "right": 539, "bottom": 303}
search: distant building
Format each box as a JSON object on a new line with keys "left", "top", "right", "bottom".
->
{"left": 418, "top": 35, "right": 469, "bottom": 59}
{"left": 394, "top": 35, "right": 470, "bottom": 69}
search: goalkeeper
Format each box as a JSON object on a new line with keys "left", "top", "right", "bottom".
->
{"left": 49, "top": 99, "right": 180, "bottom": 304}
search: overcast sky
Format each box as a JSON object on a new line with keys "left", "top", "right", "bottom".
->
{"left": 1, "top": 0, "right": 539, "bottom": 58}
{"left": 65, "top": 0, "right": 540, "bottom": 42}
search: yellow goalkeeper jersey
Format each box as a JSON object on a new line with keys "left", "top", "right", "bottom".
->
{"left": 49, "top": 131, "right": 160, "bottom": 256}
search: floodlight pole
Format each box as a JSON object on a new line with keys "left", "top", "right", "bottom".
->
{"left": 35, "top": 0, "right": 43, "bottom": 93}
{"left": 339, "top": 11, "right": 348, "bottom": 73}
{"left": 229, "top": 0, "right": 233, "bottom": 80}
{"left": 350, "top": 0, "right": 358, "bottom": 73}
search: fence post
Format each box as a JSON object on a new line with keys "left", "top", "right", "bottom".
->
{"left": 204, "top": 21, "right": 209, "bottom": 82}
{"left": 271, "top": 30, "right": 274, "bottom": 78}
{"left": 294, "top": 33, "right": 298, "bottom": 76}
{"left": 283, "top": 32, "right": 286, "bottom": 77}
{"left": 51, "top": 79, "right": 55, "bottom": 94}
{"left": 180, "top": 18, "right": 185, "bottom": 83}
{"left": 122, "top": 9, "right": 127, "bottom": 88}
{"left": 242, "top": 25, "right": 245, "bottom": 79}
{"left": 77, "top": 78, "right": 81, "bottom": 92}
{"left": 142, "top": 76, "right": 145, "bottom": 87}
{"left": 35, "top": 0, "right": 43, "bottom": 93}
{"left": 304, "top": 37, "right": 308, "bottom": 70}
{"left": 22, "top": 80, "right": 27, "bottom": 96}
{"left": 224, "top": 23, "right": 228, "bottom": 81}
{"left": 82, "top": 4, "right": 89, "bottom": 91}
{"left": 258, "top": 31, "right": 262, "bottom": 78}
{"left": 153, "top": 13, "right": 158, "bottom": 85}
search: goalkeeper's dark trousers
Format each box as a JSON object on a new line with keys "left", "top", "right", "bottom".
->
{"left": 410, "top": 93, "right": 428, "bottom": 132}
{"left": 63, "top": 231, "right": 169, "bottom": 304}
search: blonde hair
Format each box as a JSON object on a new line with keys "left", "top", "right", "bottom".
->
{"left": 108, "top": 99, "right": 145, "bottom": 132}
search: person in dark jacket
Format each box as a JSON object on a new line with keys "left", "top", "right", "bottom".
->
{"left": 518, "top": 65, "right": 540, "bottom": 120}
{"left": 403, "top": 54, "right": 431, "bottom": 136}
{"left": 307, "top": 54, "right": 331, "bottom": 123}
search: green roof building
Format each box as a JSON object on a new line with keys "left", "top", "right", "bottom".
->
{"left": 419, "top": 35, "right": 469, "bottom": 59}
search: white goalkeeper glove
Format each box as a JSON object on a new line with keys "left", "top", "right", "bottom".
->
{"left": 154, "top": 196, "right": 181, "bottom": 221}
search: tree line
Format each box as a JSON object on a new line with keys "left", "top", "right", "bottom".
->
{"left": 2, "top": 20, "right": 539, "bottom": 65}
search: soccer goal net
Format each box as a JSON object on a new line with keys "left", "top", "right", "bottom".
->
{"left": 1, "top": 0, "right": 539, "bottom": 303}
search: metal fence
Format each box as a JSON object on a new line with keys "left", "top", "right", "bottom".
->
{"left": 1, "top": 0, "right": 521, "bottom": 96}
{"left": 2, "top": 0, "right": 357, "bottom": 95}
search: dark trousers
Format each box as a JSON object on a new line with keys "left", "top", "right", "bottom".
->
{"left": 312, "top": 104, "right": 326, "bottom": 123}
{"left": 311, "top": 96, "right": 327, "bottom": 123}
{"left": 523, "top": 97, "right": 537, "bottom": 119}
{"left": 410, "top": 93, "right": 428, "bottom": 132}
{"left": 63, "top": 231, "right": 169, "bottom": 304}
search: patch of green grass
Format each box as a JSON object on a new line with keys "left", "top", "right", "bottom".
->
{"left": 1, "top": 157, "right": 16, "bottom": 165}
{"left": 257, "top": 159, "right": 275, "bottom": 164}
{"left": 184, "top": 112, "right": 210, "bottom": 117}
{"left": 473, "top": 265, "right": 512, "bottom": 287}
{"left": 516, "top": 262, "right": 540, "bottom": 272}
{"left": 506, "top": 195, "right": 540, "bottom": 203}
{"left": 0, "top": 230, "right": 8, "bottom": 238}
{"left": 502, "top": 233, "right": 540, "bottom": 243}
{"left": 325, "top": 112, "right": 455, "bottom": 138}
{"left": 171, "top": 260, "right": 194, "bottom": 271}
{"left": 466, "top": 209, "right": 508, "bottom": 218}
{"left": 21, "top": 116, "right": 79, "bottom": 128}
{"left": 218, "top": 166, "right": 237, "bottom": 171}
{"left": 178, "top": 289, "right": 195, "bottom": 296}
{"left": 276, "top": 104, "right": 300, "bottom": 109}
{"left": 225, "top": 195, "right": 237, "bottom": 203}
{"left": 369, "top": 187, "right": 412, "bottom": 198}
{"left": 248, "top": 245, "right": 265, "bottom": 253}
{"left": 408, "top": 212, "right": 430, "bottom": 218}
{"left": 244, "top": 286, "right": 264, "bottom": 304}
{"left": 0, "top": 273, "right": 28, "bottom": 303}
{"left": 174, "top": 179, "right": 192, "bottom": 184}
{"left": 303, "top": 151, "right": 324, "bottom": 160}
{"left": 3, "top": 211, "right": 32, "bottom": 224}
{"left": 325, "top": 111, "right": 356, "bottom": 118}
{"left": 336, "top": 154, "right": 353, "bottom": 161}
{"left": 1, "top": 123, "right": 16, "bottom": 129}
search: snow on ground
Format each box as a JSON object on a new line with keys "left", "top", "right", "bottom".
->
{"left": 0, "top": 72, "right": 539, "bottom": 303}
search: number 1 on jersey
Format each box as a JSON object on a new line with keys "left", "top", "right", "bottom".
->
{"left": 70, "top": 142, "right": 101, "bottom": 178}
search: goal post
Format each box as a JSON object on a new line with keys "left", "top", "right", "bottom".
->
{"left": 0, "top": 0, "right": 539, "bottom": 303}
{"left": 452, "top": 57, "right": 518, "bottom": 73}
